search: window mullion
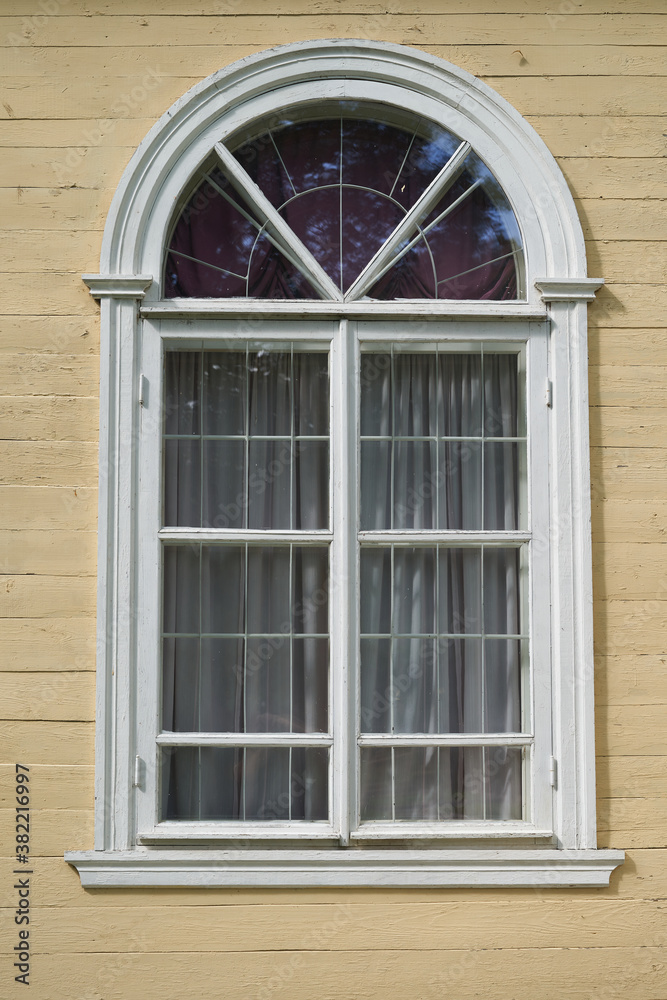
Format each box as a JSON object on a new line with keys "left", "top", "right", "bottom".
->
{"left": 330, "top": 317, "right": 358, "bottom": 843}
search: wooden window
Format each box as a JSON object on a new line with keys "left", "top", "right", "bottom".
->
{"left": 66, "top": 41, "right": 623, "bottom": 887}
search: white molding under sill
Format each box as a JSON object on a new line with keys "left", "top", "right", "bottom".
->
{"left": 140, "top": 299, "right": 546, "bottom": 321}
{"left": 65, "top": 848, "right": 625, "bottom": 888}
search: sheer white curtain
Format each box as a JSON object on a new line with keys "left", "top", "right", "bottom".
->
{"left": 359, "top": 351, "right": 523, "bottom": 821}
{"left": 162, "top": 350, "right": 329, "bottom": 821}
{"left": 161, "top": 348, "right": 523, "bottom": 823}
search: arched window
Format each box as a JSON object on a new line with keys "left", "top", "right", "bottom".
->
{"left": 67, "top": 41, "right": 623, "bottom": 887}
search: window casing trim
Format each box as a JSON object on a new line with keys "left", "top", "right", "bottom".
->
{"left": 65, "top": 40, "right": 624, "bottom": 887}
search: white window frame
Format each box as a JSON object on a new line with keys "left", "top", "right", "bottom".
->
{"left": 66, "top": 39, "right": 624, "bottom": 887}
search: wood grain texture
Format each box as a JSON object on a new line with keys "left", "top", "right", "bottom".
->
{"left": 1, "top": 14, "right": 664, "bottom": 47}
{"left": 3, "top": 115, "right": 664, "bottom": 157}
{"left": 0, "top": 396, "right": 98, "bottom": 440}
{"left": 595, "top": 655, "right": 667, "bottom": 705}
{"left": 597, "top": 756, "right": 666, "bottom": 797}
{"left": 591, "top": 500, "right": 667, "bottom": 544}
{"left": 592, "top": 543, "right": 667, "bottom": 600}
{"left": 0, "top": 441, "right": 98, "bottom": 486}
{"left": 588, "top": 328, "right": 667, "bottom": 366}
{"left": 0, "top": 899, "right": 663, "bottom": 953}
{"left": 0, "top": 948, "right": 661, "bottom": 1000}
{"left": 0, "top": 316, "right": 98, "bottom": 354}
{"left": 0, "top": 807, "right": 93, "bottom": 854}
{"left": 589, "top": 407, "right": 667, "bottom": 449}
{"left": 0, "top": 764, "right": 93, "bottom": 809}
{"left": 4, "top": 1, "right": 667, "bottom": 15}
{"left": 0, "top": 486, "right": 97, "bottom": 529}
{"left": 0, "top": 671, "right": 95, "bottom": 721}
{"left": 0, "top": 529, "right": 97, "bottom": 574}
{"left": 0, "top": 617, "right": 96, "bottom": 670}
{"left": 1, "top": 721, "right": 94, "bottom": 765}
{"left": 5, "top": 44, "right": 667, "bottom": 79}
{"left": 0, "top": 574, "right": 97, "bottom": 617}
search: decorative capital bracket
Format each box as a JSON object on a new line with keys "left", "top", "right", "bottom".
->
{"left": 534, "top": 278, "right": 604, "bottom": 303}
{"left": 83, "top": 274, "right": 153, "bottom": 299}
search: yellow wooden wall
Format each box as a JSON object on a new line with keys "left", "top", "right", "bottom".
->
{"left": 1, "top": 1, "right": 665, "bottom": 997}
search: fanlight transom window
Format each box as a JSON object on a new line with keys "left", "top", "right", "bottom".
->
{"left": 165, "top": 103, "right": 524, "bottom": 301}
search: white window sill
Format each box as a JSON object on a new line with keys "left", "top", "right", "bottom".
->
{"left": 65, "top": 848, "right": 624, "bottom": 888}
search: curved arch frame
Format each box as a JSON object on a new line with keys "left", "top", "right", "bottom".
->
{"left": 68, "top": 40, "right": 625, "bottom": 888}
{"left": 100, "top": 39, "right": 584, "bottom": 295}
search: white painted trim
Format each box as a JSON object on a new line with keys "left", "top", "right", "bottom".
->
{"left": 66, "top": 848, "right": 624, "bottom": 888}
{"left": 141, "top": 300, "right": 547, "bottom": 320}
{"left": 535, "top": 279, "right": 605, "bottom": 302}
{"left": 73, "top": 39, "right": 618, "bottom": 886}
{"left": 83, "top": 274, "right": 153, "bottom": 298}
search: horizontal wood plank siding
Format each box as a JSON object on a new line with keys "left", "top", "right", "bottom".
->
{"left": 0, "top": 2, "right": 664, "bottom": 997}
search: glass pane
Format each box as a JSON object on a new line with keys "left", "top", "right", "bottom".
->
{"left": 393, "top": 548, "right": 436, "bottom": 635}
{"left": 483, "top": 547, "right": 521, "bottom": 635}
{"left": 392, "top": 637, "right": 438, "bottom": 734}
{"left": 438, "top": 548, "right": 481, "bottom": 634}
{"left": 484, "top": 442, "right": 521, "bottom": 530}
{"left": 200, "top": 638, "right": 244, "bottom": 733}
{"left": 484, "top": 638, "right": 522, "bottom": 733}
{"left": 360, "top": 441, "right": 391, "bottom": 530}
{"left": 290, "top": 747, "right": 329, "bottom": 821}
{"left": 437, "top": 637, "right": 483, "bottom": 734}
{"left": 202, "top": 351, "right": 246, "bottom": 435}
{"left": 165, "top": 352, "right": 200, "bottom": 435}
{"left": 203, "top": 440, "right": 245, "bottom": 529}
{"left": 291, "top": 638, "right": 329, "bottom": 733}
{"left": 164, "top": 439, "right": 201, "bottom": 527}
{"left": 245, "top": 637, "right": 291, "bottom": 732}
{"left": 292, "top": 547, "right": 328, "bottom": 635}
{"left": 438, "top": 746, "right": 484, "bottom": 820}
{"left": 166, "top": 108, "right": 522, "bottom": 300}
{"left": 201, "top": 546, "right": 245, "bottom": 635}
{"left": 359, "top": 745, "right": 522, "bottom": 822}
{"left": 360, "top": 747, "right": 393, "bottom": 821}
{"left": 163, "top": 546, "right": 200, "bottom": 634}
{"left": 360, "top": 638, "right": 391, "bottom": 733}
{"left": 360, "top": 354, "right": 391, "bottom": 436}
{"left": 360, "top": 548, "right": 391, "bottom": 635}
{"left": 438, "top": 440, "right": 482, "bottom": 530}
{"left": 294, "top": 353, "right": 329, "bottom": 435}
{"left": 393, "top": 354, "right": 438, "bottom": 436}
{"left": 360, "top": 350, "right": 523, "bottom": 531}
{"left": 163, "top": 544, "right": 329, "bottom": 738}
{"left": 248, "top": 351, "right": 291, "bottom": 435}
{"left": 245, "top": 747, "right": 292, "bottom": 821}
{"left": 394, "top": 441, "right": 436, "bottom": 529}
{"left": 165, "top": 349, "right": 330, "bottom": 530}
{"left": 294, "top": 441, "right": 328, "bottom": 529}
{"left": 162, "top": 637, "right": 199, "bottom": 732}
{"left": 161, "top": 746, "right": 329, "bottom": 821}
{"left": 247, "top": 439, "right": 291, "bottom": 529}
{"left": 200, "top": 747, "right": 243, "bottom": 820}
{"left": 161, "top": 747, "right": 199, "bottom": 821}
{"left": 485, "top": 746, "right": 523, "bottom": 820}
{"left": 394, "top": 747, "right": 439, "bottom": 819}
{"left": 439, "top": 354, "right": 483, "bottom": 437}
{"left": 360, "top": 547, "right": 525, "bottom": 738}
{"left": 165, "top": 165, "right": 318, "bottom": 299}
